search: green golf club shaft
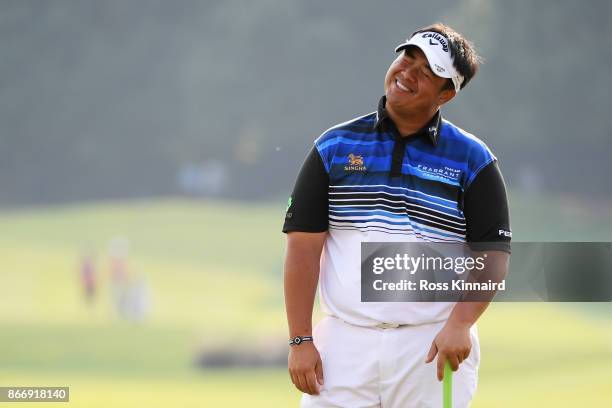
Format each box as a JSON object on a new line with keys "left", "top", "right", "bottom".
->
{"left": 443, "top": 361, "right": 452, "bottom": 408}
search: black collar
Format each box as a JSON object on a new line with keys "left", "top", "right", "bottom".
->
{"left": 373, "top": 95, "right": 441, "bottom": 146}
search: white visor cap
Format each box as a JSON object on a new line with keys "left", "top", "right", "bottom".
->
{"left": 395, "top": 31, "right": 464, "bottom": 92}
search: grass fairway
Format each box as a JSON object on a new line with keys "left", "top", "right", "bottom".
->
{"left": 0, "top": 370, "right": 300, "bottom": 408}
{"left": 473, "top": 303, "right": 612, "bottom": 407}
{"left": 0, "top": 195, "right": 611, "bottom": 407}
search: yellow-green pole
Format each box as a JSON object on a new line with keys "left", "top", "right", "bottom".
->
{"left": 443, "top": 361, "right": 452, "bottom": 408}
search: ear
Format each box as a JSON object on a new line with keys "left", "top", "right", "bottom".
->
{"left": 437, "top": 88, "right": 456, "bottom": 106}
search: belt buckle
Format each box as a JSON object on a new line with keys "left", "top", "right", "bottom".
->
{"left": 376, "top": 322, "right": 400, "bottom": 329}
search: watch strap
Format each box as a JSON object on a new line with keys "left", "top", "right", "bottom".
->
{"left": 289, "top": 335, "right": 313, "bottom": 346}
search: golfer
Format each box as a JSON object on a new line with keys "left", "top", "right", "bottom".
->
{"left": 283, "top": 23, "right": 511, "bottom": 407}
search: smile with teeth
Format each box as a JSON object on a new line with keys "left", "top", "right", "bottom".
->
{"left": 395, "top": 78, "right": 415, "bottom": 94}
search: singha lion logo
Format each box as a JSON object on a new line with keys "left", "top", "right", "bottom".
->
{"left": 348, "top": 153, "right": 364, "bottom": 166}
{"left": 344, "top": 153, "right": 366, "bottom": 171}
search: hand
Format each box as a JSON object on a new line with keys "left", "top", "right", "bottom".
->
{"left": 288, "top": 342, "right": 324, "bottom": 395}
{"left": 425, "top": 322, "right": 472, "bottom": 381}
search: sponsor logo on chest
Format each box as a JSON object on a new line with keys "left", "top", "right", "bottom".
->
{"left": 417, "top": 164, "right": 461, "bottom": 180}
{"left": 344, "top": 153, "right": 367, "bottom": 171}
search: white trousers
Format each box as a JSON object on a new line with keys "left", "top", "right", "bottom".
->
{"left": 301, "top": 316, "right": 480, "bottom": 408}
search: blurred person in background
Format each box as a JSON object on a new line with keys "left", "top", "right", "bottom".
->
{"left": 283, "top": 23, "right": 511, "bottom": 407}
{"left": 108, "top": 236, "right": 131, "bottom": 318}
{"left": 78, "top": 249, "right": 97, "bottom": 305}
{"left": 125, "top": 273, "right": 151, "bottom": 322}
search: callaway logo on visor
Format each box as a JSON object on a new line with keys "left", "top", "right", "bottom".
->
{"left": 395, "top": 31, "right": 464, "bottom": 92}
{"left": 421, "top": 32, "right": 449, "bottom": 52}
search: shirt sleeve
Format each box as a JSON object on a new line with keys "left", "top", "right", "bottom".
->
{"left": 282, "top": 145, "right": 329, "bottom": 233}
{"left": 463, "top": 160, "right": 512, "bottom": 253}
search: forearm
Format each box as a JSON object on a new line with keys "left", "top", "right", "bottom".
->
{"left": 446, "top": 301, "right": 490, "bottom": 329}
{"left": 284, "top": 232, "right": 326, "bottom": 337}
{"left": 447, "top": 250, "right": 510, "bottom": 328}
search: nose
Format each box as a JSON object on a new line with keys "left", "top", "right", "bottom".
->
{"left": 400, "top": 64, "right": 418, "bottom": 83}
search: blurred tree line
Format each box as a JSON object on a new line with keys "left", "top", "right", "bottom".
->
{"left": 0, "top": 0, "right": 610, "bottom": 205}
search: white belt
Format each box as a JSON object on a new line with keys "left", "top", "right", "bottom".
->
{"left": 327, "top": 315, "right": 405, "bottom": 330}
{"left": 375, "top": 322, "right": 403, "bottom": 329}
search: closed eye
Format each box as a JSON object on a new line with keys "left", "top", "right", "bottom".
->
{"left": 403, "top": 50, "right": 434, "bottom": 78}
{"left": 402, "top": 56, "right": 413, "bottom": 66}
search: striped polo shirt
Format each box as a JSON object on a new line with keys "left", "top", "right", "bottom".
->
{"left": 319, "top": 96, "right": 494, "bottom": 242}
{"left": 284, "top": 96, "right": 510, "bottom": 326}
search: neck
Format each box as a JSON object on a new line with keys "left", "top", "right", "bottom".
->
{"left": 386, "top": 103, "right": 438, "bottom": 137}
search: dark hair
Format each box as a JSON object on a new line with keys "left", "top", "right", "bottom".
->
{"left": 412, "top": 23, "right": 482, "bottom": 90}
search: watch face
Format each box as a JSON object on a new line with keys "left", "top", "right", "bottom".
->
{"left": 294, "top": 337, "right": 302, "bottom": 344}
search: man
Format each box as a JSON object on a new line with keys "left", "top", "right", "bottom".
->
{"left": 283, "top": 23, "right": 511, "bottom": 407}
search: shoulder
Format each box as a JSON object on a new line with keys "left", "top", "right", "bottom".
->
{"left": 439, "top": 119, "right": 498, "bottom": 188}
{"left": 439, "top": 119, "right": 494, "bottom": 156}
{"left": 314, "top": 111, "right": 377, "bottom": 171}
{"left": 314, "top": 111, "right": 377, "bottom": 149}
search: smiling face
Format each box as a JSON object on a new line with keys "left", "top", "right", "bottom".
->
{"left": 384, "top": 46, "right": 455, "bottom": 117}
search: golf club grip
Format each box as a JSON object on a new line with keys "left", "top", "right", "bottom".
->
{"left": 443, "top": 361, "right": 453, "bottom": 408}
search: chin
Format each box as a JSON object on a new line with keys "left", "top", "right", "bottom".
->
{"left": 387, "top": 90, "right": 414, "bottom": 107}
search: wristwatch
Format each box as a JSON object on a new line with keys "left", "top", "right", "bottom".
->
{"left": 288, "top": 335, "right": 313, "bottom": 346}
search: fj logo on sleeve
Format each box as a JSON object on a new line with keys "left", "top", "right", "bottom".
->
{"left": 498, "top": 229, "right": 512, "bottom": 238}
